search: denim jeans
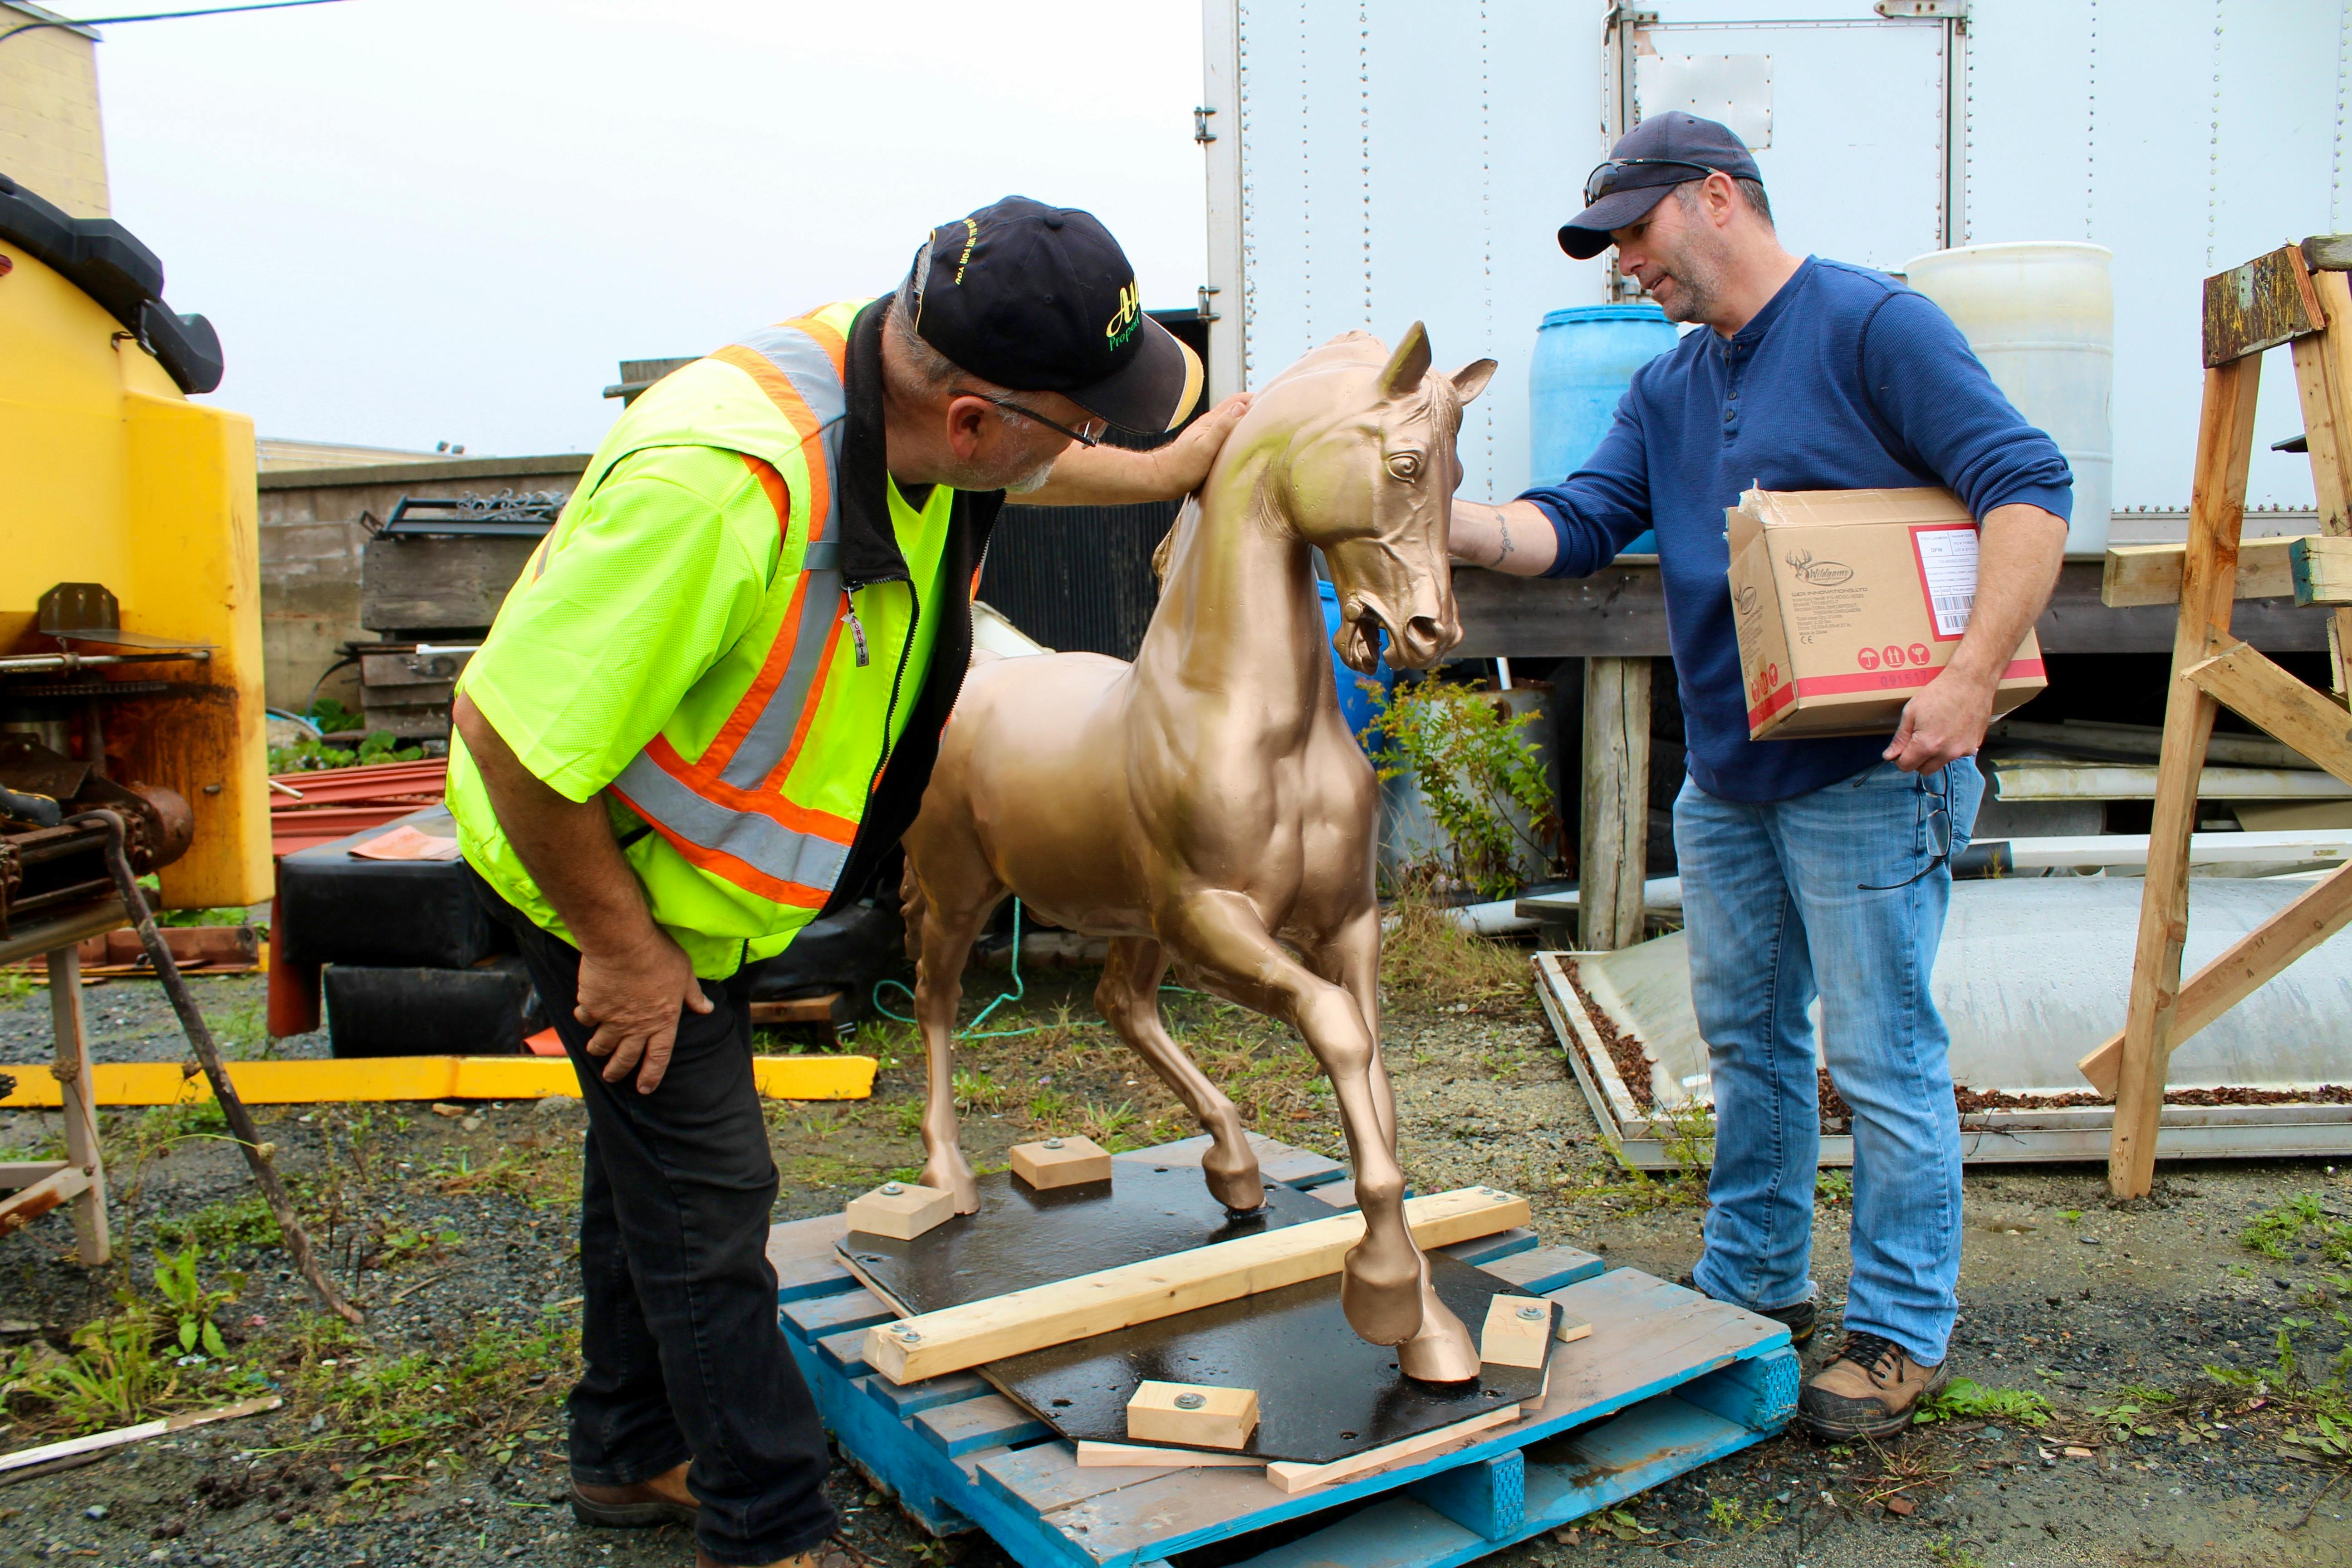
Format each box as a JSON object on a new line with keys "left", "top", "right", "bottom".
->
{"left": 469, "top": 870, "right": 836, "bottom": 1566}
{"left": 1674, "top": 757, "right": 1982, "bottom": 1367}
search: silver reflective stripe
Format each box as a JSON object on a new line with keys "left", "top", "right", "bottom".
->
{"left": 734, "top": 323, "right": 848, "bottom": 436}
{"left": 613, "top": 751, "right": 850, "bottom": 895}
{"left": 802, "top": 542, "right": 840, "bottom": 570}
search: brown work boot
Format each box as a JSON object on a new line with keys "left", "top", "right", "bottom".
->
{"left": 693, "top": 1553, "right": 820, "bottom": 1568}
{"left": 1794, "top": 1330, "right": 1946, "bottom": 1440}
{"left": 569, "top": 1459, "right": 698, "bottom": 1529}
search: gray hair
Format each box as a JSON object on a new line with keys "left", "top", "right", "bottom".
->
{"left": 889, "top": 274, "right": 1020, "bottom": 421}
{"left": 1675, "top": 174, "right": 1773, "bottom": 226}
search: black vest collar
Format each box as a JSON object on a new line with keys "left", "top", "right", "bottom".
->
{"left": 836, "top": 298, "right": 908, "bottom": 590}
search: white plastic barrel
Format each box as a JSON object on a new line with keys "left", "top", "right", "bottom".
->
{"left": 1903, "top": 242, "right": 2114, "bottom": 556}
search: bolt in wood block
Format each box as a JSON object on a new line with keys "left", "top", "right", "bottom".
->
{"left": 1126, "top": 1380, "right": 1259, "bottom": 1450}
{"left": 845, "top": 1181, "right": 955, "bottom": 1241}
{"left": 1479, "top": 1294, "right": 1555, "bottom": 1369}
{"left": 1009, "top": 1134, "right": 1112, "bottom": 1191}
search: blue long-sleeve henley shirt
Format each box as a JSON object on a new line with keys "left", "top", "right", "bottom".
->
{"left": 1520, "top": 256, "right": 2074, "bottom": 804}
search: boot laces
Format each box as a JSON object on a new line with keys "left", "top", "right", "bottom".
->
{"left": 1835, "top": 1329, "right": 1906, "bottom": 1387}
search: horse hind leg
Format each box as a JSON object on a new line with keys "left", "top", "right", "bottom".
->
{"left": 905, "top": 848, "right": 1004, "bottom": 1215}
{"left": 1095, "top": 937, "right": 1264, "bottom": 1214}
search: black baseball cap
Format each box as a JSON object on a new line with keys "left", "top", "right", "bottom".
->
{"left": 1558, "top": 113, "right": 1764, "bottom": 260}
{"left": 910, "top": 196, "right": 1203, "bottom": 434}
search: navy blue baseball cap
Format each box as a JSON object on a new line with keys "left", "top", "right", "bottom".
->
{"left": 1558, "top": 113, "right": 1765, "bottom": 260}
{"left": 911, "top": 196, "right": 1203, "bottom": 433}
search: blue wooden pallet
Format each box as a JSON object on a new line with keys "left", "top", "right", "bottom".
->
{"left": 765, "top": 1139, "right": 1796, "bottom": 1568}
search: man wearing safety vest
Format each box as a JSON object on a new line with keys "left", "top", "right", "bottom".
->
{"left": 446, "top": 197, "right": 1244, "bottom": 1568}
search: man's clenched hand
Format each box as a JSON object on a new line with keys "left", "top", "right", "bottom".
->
{"left": 576, "top": 928, "right": 713, "bottom": 1094}
{"left": 1884, "top": 666, "right": 1995, "bottom": 775}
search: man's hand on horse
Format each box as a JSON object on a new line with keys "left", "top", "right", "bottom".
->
{"left": 1152, "top": 393, "right": 1253, "bottom": 495}
{"left": 575, "top": 927, "right": 713, "bottom": 1093}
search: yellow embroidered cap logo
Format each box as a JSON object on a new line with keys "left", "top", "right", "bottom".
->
{"left": 1105, "top": 281, "right": 1141, "bottom": 348}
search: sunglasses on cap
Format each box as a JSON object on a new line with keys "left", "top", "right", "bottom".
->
{"left": 1582, "top": 157, "right": 1735, "bottom": 206}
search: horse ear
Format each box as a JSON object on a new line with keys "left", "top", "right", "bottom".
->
{"left": 1450, "top": 358, "right": 1499, "bottom": 405}
{"left": 1377, "top": 322, "right": 1432, "bottom": 398}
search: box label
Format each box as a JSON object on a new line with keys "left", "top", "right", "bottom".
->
{"left": 1910, "top": 524, "right": 1979, "bottom": 639}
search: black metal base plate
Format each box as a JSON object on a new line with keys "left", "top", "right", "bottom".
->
{"left": 837, "top": 1164, "right": 1543, "bottom": 1465}
{"left": 838, "top": 1165, "right": 1333, "bottom": 1315}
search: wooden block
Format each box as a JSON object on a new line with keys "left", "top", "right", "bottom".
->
{"left": 1264, "top": 1405, "right": 1519, "bottom": 1495}
{"left": 861, "top": 1185, "right": 1530, "bottom": 1384}
{"left": 2294, "top": 536, "right": 2352, "bottom": 606}
{"left": 1556, "top": 1312, "right": 1593, "bottom": 1344}
{"left": 749, "top": 992, "right": 845, "bottom": 1026}
{"left": 1479, "top": 1296, "right": 1554, "bottom": 1369}
{"left": 1009, "top": 1135, "right": 1112, "bottom": 1191}
{"left": 2203, "top": 243, "right": 2326, "bottom": 366}
{"left": 2101, "top": 536, "right": 2303, "bottom": 608}
{"left": 1126, "top": 1381, "right": 1259, "bottom": 1451}
{"left": 845, "top": 1181, "right": 955, "bottom": 1241}
{"left": 1076, "top": 1439, "right": 1263, "bottom": 1469}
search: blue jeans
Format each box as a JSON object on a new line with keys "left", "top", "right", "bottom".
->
{"left": 1675, "top": 757, "right": 1982, "bottom": 1366}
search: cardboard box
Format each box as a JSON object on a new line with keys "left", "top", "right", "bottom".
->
{"left": 1727, "top": 486, "right": 2047, "bottom": 741}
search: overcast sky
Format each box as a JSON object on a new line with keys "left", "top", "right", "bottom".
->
{"left": 93, "top": 0, "right": 1210, "bottom": 455}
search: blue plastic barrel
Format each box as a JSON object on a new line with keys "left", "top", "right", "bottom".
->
{"left": 1319, "top": 578, "right": 1393, "bottom": 753}
{"left": 1528, "top": 304, "right": 1678, "bottom": 555}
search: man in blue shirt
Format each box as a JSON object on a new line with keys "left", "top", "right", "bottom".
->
{"left": 1452, "top": 114, "right": 2071, "bottom": 1439}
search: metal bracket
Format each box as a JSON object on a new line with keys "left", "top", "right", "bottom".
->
{"left": 1875, "top": 0, "right": 1966, "bottom": 17}
{"left": 1194, "top": 106, "right": 1217, "bottom": 144}
{"left": 1197, "top": 284, "right": 1222, "bottom": 323}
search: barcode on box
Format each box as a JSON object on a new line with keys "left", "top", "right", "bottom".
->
{"left": 1911, "top": 526, "right": 1980, "bottom": 639}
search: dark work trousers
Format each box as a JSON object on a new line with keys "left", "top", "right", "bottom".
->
{"left": 470, "top": 869, "right": 834, "bottom": 1565}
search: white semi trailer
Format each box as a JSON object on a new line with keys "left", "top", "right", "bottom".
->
{"left": 1196, "top": 0, "right": 2345, "bottom": 526}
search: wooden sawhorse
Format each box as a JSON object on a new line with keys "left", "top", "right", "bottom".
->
{"left": 0, "top": 898, "right": 126, "bottom": 1262}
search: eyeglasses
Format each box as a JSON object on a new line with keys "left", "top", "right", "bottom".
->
{"left": 1582, "top": 157, "right": 1729, "bottom": 207}
{"left": 1858, "top": 767, "right": 1954, "bottom": 893}
{"left": 960, "top": 391, "right": 1105, "bottom": 449}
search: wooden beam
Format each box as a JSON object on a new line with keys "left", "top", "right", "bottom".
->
{"left": 2101, "top": 536, "right": 2304, "bottom": 608}
{"left": 2305, "top": 234, "right": 2352, "bottom": 273}
{"left": 0, "top": 1395, "right": 281, "bottom": 1478}
{"left": 1579, "top": 657, "right": 1650, "bottom": 951}
{"left": 858, "top": 1185, "right": 1533, "bottom": 1385}
{"left": 2204, "top": 243, "right": 2328, "bottom": 367}
{"left": 46, "top": 944, "right": 105, "bottom": 1265}
{"left": 2111, "top": 356, "right": 2263, "bottom": 1200}
{"left": 2292, "top": 536, "right": 2352, "bottom": 606}
{"left": 2182, "top": 642, "right": 2352, "bottom": 788}
{"left": 2078, "top": 860, "right": 2352, "bottom": 1098}
{"left": 2292, "top": 268, "right": 2352, "bottom": 696}
{"left": 0, "top": 1162, "right": 92, "bottom": 1240}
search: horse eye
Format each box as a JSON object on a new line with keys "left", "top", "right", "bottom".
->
{"left": 1387, "top": 454, "right": 1422, "bottom": 480}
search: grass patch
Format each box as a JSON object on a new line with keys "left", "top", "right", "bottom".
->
{"left": 150, "top": 1192, "right": 281, "bottom": 1253}
{"left": 1379, "top": 887, "right": 1532, "bottom": 1009}
{"left": 1918, "top": 1378, "right": 2053, "bottom": 1427}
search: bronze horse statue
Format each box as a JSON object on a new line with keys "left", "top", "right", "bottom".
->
{"left": 899, "top": 324, "right": 1495, "bottom": 1382}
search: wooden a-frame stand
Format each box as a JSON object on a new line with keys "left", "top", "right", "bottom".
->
{"left": 2093, "top": 236, "right": 2352, "bottom": 1200}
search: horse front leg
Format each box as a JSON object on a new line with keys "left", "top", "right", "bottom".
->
{"left": 906, "top": 856, "right": 1001, "bottom": 1215}
{"left": 1168, "top": 892, "right": 1476, "bottom": 1383}
{"left": 1096, "top": 937, "right": 1264, "bottom": 1213}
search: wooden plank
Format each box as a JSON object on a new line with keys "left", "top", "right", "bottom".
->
{"left": 2203, "top": 243, "right": 2327, "bottom": 366}
{"left": 0, "top": 1161, "right": 66, "bottom": 1191}
{"left": 914, "top": 1393, "right": 1052, "bottom": 1458}
{"left": 980, "top": 1442, "right": 1187, "bottom": 1516}
{"left": 765, "top": 1212, "right": 854, "bottom": 1302}
{"left": 1451, "top": 562, "right": 1675, "bottom": 659}
{"left": 749, "top": 993, "right": 845, "bottom": 1026}
{"left": 2183, "top": 642, "right": 2352, "bottom": 786}
{"left": 2101, "top": 535, "right": 2303, "bottom": 608}
{"left": 2112, "top": 356, "right": 2264, "bottom": 1200}
{"left": 1264, "top": 1406, "right": 1520, "bottom": 1495}
{"left": 2305, "top": 234, "right": 2352, "bottom": 273}
{"left": 2293, "top": 537, "right": 2352, "bottom": 607}
{"left": 1579, "top": 657, "right": 1651, "bottom": 951}
{"left": 860, "top": 1369, "right": 995, "bottom": 1420}
{"left": 1536, "top": 953, "right": 1648, "bottom": 1130}
{"left": 816, "top": 1327, "right": 873, "bottom": 1378}
{"left": 1476, "top": 1243, "right": 1606, "bottom": 1296}
{"left": 46, "top": 944, "right": 105, "bottom": 1265}
{"left": 1075, "top": 1440, "right": 1263, "bottom": 1469}
{"left": 359, "top": 534, "right": 538, "bottom": 634}
{"left": 2078, "top": 860, "right": 2352, "bottom": 1097}
{"left": 1437, "top": 1226, "right": 1538, "bottom": 1268}
{"left": 0, "top": 1162, "right": 91, "bottom": 1240}
{"left": 2293, "top": 267, "right": 2352, "bottom": 696}
{"left": 862, "top": 1186, "right": 1532, "bottom": 1385}
{"left": 779, "top": 1287, "right": 896, "bottom": 1343}
{"left": 0, "top": 1395, "right": 282, "bottom": 1479}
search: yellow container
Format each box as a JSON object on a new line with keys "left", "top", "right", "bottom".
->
{"left": 0, "top": 240, "right": 268, "bottom": 906}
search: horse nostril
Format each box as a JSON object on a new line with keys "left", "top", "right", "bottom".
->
{"left": 1404, "top": 616, "right": 1442, "bottom": 652}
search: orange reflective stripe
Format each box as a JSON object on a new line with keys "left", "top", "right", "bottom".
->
{"left": 640, "top": 735, "right": 858, "bottom": 844}
{"left": 739, "top": 452, "right": 789, "bottom": 537}
{"left": 709, "top": 343, "right": 833, "bottom": 529}
{"left": 607, "top": 790, "right": 831, "bottom": 911}
{"left": 789, "top": 311, "right": 850, "bottom": 378}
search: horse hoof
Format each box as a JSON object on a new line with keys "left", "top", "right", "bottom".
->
{"left": 1339, "top": 1264, "right": 1427, "bottom": 1347}
{"left": 1396, "top": 1299, "right": 1480, "bottom": 1385}
{"left": 1220, "top": 1203, "right": 1270, "bottom": 1221}
{"left": 1202, "top": 1166, "right": 1266, "bottom": 1214}
{"left": 919, "top": 1154, "right": 980, "bottom": 1215}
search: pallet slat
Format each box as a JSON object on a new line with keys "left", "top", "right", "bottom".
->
{"left": 1477, "top": 1244, "right": 1605, "bottom": 1296}
{"left": 917, "top": 1394, "right": 1053, "bottom": 1458}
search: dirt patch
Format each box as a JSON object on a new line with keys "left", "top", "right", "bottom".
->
{"left": 1563, "top": 957, "right": 1656, "bottom": 1108}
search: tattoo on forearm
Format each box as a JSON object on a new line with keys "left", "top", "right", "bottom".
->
{"left": 1492, "top": 508, "right": 1512, "bottom": 568}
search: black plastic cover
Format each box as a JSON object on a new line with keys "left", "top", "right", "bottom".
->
{"left": 0, "top": 169, "right": 219, "bottom": 394}
{"left": 278, "top": 808, "right": 502, "bottom": 969}
{"left": 323, "top": 959, "right": 543, "bottom": 1058}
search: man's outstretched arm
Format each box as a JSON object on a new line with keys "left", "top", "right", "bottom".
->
{"left": 1448, "top": 499, "right": 1561, "bottom": 575}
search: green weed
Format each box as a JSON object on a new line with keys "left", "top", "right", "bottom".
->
{"left": 152, "top": 1241, "right": 241, "bottom": 1359}
{"left": 151, "top": 1193, "right": 280, "bottom": 1254}
{"left": 1815, "top": 1169, "right": 1854, "bottom": 1204}
{"left": 1362, "top": 677, "right": 1560, "bottom": 899}
{"left": 2244, "top": 1194, "right": 2328, "bottom": 1259}
{"left": 952, "top": 1068, "right": 1004, "bottom": 1113}
{"left": 1918, "top": 1378, "right": 2053, "bottom": 1428}
{"left": 1928, "top": 1540, "right": 1988, "bottom": 1568}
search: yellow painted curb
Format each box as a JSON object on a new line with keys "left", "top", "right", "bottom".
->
{"left": 0, "top": 1055, "right": 877, "bottom": 1108}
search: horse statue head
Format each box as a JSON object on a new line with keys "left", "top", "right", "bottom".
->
{"left": 1250, "top": 323, "right": 1497, "bottom": 673}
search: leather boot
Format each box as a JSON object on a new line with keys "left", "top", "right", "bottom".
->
{"left": 569, "top": 1459, "right": 698, "bottom": 1529}
{"left": 1794, "top": 1330, "right": 1946, "bottom": 1439}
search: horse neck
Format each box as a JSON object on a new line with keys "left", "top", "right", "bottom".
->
{"left": 1146, "top": 454, "right": 1332, "bottom": 729}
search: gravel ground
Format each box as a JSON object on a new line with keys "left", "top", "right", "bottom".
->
{"left": 0, "top": 962, "right": 2348, "bottom": 1568}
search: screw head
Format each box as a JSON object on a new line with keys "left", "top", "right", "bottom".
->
{"left": 898, "top": 1329, "right": 921, "bottom": 1343}
{"left": 1044, "top": 1138, "right": 1065, "bottom": 1150}
{"left": 881, "top": 1182, "right": 903, "bottom": 1195}
{"left": 1517, "top": 1304, "right": 1545, "bottom": 1322}
{"left": 1173, "top": 1392, "right": 1205, "bottom": 1410}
